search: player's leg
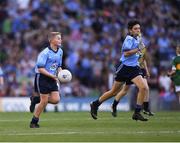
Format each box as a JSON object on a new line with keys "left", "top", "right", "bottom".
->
{"left": 90, "top": 81, "right": 124, "bottom": 120}
{"left": 111, "top": 84, "right": 130, "bottom": 117}
{"left": 30, "top": 94, "right": 40, "bottom": 113}
{"left": 30, "top": 94, "right": 49, "bottom": 128}
{"left": 30, "top": 91, "right": 60, "bottom": 111}
{"left": 48, "top": 91, "right": 60, "bottom": 104}
{"left": 178, "top": 92, "right": 180, "bottom": 104}
{"left": 30, "top": 73, "right": 59, "bottom": 128}
{"left": 174, "top": 86, "right": 180, "bottom": 104}
{"left": 177, "top": 91, "right": 180, "bottom": 104}
{"left": 131, "top": 75, "right": 149, "bottom": 121}
{"left": 142, "top": 78, "right": 154, "bottom": 116}
{"left": 30, "top": 74, "right": 41, "bottom": 113}
{"left": 30, "top": 91, "right": 60, "bottom": 112}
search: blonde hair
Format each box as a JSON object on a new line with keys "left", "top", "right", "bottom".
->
{"left": 48, "top": 32, "right": 61, "bottom": 42}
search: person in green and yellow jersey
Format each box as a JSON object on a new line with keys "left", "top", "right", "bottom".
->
{"left": 168, "top": 45, "right": 180, "bottom": 104}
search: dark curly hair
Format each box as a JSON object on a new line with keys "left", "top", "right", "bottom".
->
{"left": 127, "top": 20, "right": 140, "bottom": 30}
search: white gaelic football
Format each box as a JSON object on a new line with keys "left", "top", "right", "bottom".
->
{"left": 58, "top": 69, "right": 72, "bottom": 83}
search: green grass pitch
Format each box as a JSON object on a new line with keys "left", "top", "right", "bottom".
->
{"left": 0, "top": 111, "right": 179, "bottom": 142}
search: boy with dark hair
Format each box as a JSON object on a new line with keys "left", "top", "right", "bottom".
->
{"left": 111, "top": 33, "right": 154, "bottom": 117}
{"left": 90, "top": 20, "right": 148, "bottom": 121}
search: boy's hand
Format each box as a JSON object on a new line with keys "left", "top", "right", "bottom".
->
{"left": 52, "top": 75, "right": 58, "bottom": 81}
{"left": 138, "top": 33, "right": 145, "bottom": 50}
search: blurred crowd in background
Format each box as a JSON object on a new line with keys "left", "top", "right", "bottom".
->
{"left": 0, "top": 0, "right": 179, "bottom": 110}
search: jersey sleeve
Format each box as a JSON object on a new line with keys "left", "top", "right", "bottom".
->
{"left": 36, "top": 51, "right": 48, "bottom": 68}
{"left": 122, "top": 39, "right": 133, "bottom": 52}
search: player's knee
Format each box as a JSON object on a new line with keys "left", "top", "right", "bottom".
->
{"left": 53, "top": 99, "right": 60, "bottom": 104}
{"left": 40, "top": 100, "right": 48, "bottom": 107}
{"left": 40, "top": 97, "right": 48, "bottom": 104}
{"left": 139, "top": 84, "right": 148, "bottom": 92}
{"left": 52, "top": 96, "right": 60, "bottom": 104}
{"left": 113, "top": 91, "right": 119, "bottom": 96}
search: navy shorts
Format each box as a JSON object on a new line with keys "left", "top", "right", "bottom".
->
{"left": 125, "top": 68, "right": 147, "bottom": 85}
{"left": 114, "top": 63, "right": 143, "bottom": 84}
{"left": 34, "top": 73, "right": 59, "bottom": 94}
{"left": 141, "top": 68, "right": 147, "bottom": 78}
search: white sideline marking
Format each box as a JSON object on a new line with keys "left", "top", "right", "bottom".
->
{"left": 0, "top": 130, "right": 180, "bottom": 136}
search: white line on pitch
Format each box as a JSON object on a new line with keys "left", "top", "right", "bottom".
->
{"left": 1, "top": 130, "right": 180, "bottom": 136}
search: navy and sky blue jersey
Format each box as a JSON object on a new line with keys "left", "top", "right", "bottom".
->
{"left": 35, "top": 47, "right": 63, "bottom": 76}
{"left": 120, "top": 35, "right": 140, "bottom": 66}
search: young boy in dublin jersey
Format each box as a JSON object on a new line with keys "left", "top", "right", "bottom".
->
{"left": 29, "top": 32, "right": 63, "bottom": 128}
{"left": 111, "top": 33, "right": 154, "bottom": 117}
{"left": 90, "top": 20, "right": 149, "bottom": 121}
